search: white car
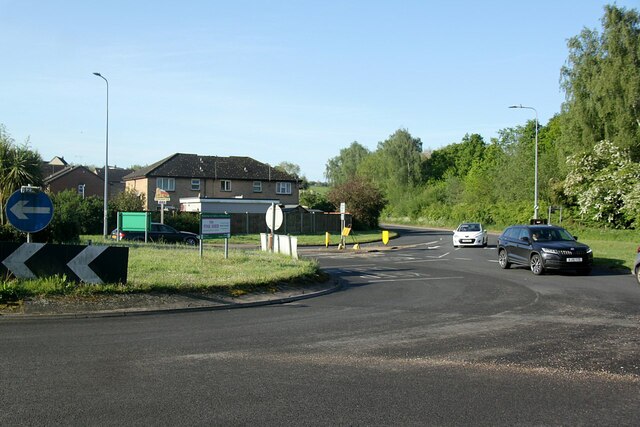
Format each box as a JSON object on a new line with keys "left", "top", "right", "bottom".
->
{"left": 452, "top": 222, "right": 488, "bottom": 247}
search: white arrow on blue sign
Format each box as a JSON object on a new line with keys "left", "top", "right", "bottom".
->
{"left": 5, "top": 190, "right": 54, "bottom": 233}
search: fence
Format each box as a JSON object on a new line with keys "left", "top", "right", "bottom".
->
{"left": 230, "top": 211, "right": 351, "bottom": 235}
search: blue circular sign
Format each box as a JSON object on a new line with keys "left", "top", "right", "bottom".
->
{"left": 5, "top": 189, "right": 54, "bottom": 233}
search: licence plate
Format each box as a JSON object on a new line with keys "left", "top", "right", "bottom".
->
{"left": 567, "top": 257, "right": 582, "bottom": 262}
{"left": 461, "top": 239, "right": 473, "bottom": 243}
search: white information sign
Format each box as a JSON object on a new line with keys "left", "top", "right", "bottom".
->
{"left": 201, "top": 215, "right": 231, "bottom": 239}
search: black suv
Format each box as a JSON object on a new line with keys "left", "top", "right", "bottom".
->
{"left": 111, "top": 223, "right": 199, "bottom": 245}
{"left": 497, "top": 225, "right": 592, "bottom": 275}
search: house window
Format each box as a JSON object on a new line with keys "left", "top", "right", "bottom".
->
{"left": 191, "top": 179, "right": 200, "bottom": 191}
{"left": 276, "top": 181, "right": 292, "bottom": 195}
{"left": 77, "top": 184, "right": 85, "bottom": 198}
{"left": 253, "top": 181, "right": 262, "bottom": 193}
{"left": 156, "top": 177, "right": 175, "bottom": 192}
{"left": 221, "top": 180, "right": 231, "bottom": 192}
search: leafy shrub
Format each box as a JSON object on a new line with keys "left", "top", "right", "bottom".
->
{"left": 327, "top": 177, "right": 386, "bottom": 230}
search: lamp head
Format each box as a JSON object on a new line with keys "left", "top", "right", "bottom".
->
{"left": 93, "top": 72, "right": 101, "bottom": 76}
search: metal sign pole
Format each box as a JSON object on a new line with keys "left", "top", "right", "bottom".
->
{"left": 270, "top": 202, "right": 276, "bottom": 252}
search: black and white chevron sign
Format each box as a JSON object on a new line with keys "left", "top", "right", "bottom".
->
{"left": 0, "top": 242, "right": 129, "bottom": 284}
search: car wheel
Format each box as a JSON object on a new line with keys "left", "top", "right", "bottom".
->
{"left": 185, "top": 237, "right": 198, "bottom": 246}
{"left": 530, "top": 254, "right": 544, "bottom": 275}
{"left": 635, "top": 267, "right": 640, "bottom": 285}
{"left": 498, "top": 249, "right": 510, "bottom": 269}
{"left": 132, "top": 236, "right": 145, "bottom": 242}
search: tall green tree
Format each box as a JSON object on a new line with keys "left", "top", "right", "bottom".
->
{"left": 324, "top": 141, "right": 371, "bottom": 186}
{"left": 424, "top": 133, "right": 486, "bottom": 181}
{"left": 560, "top": 4, "right": 640, "bottom": 159}
{"left": 0, "top": 125, "right": 43, "bottom": 224}
{"left": 375, "top": 129, "right": 424, "bottom": 190}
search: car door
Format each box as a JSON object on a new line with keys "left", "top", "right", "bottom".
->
{"left": 512, "top": 227, "right": 533, "bottom": 264}
{"left": 155, "top": 224, "right": 181, "bottom": 243}
{"left": 499, "top": 227, "right": 519, "bottom": 263}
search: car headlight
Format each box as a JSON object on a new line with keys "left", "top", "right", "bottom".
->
{"left": 541, "top": 247, "right": 559, "bottom": 255}
{"left": 586, "top": 248, "right": 592, "bottom": 254}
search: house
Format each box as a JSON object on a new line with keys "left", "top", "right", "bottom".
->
{"left": 123, "top": 153, "right": 300, "bottom": 212}
{"left": 44, "top": 165, "right": 104, "bottom": 198}
{"left": 93, "top": 166, "right": 133, "bottom": 196}
{"left": 40, "top": 156, "right": 68, "bottom": 178}
{"left": 43, "top": 164, "right": 134, "bottom": 199}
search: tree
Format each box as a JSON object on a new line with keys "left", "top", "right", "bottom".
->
{"left": 0, "top": 125, "right": 43, "bottom": 224}
{"left": 299, "top": 190, "right": 334, "bottom": 212}
{"left": 110, "top": 188, "right": 145, "bottom": 213}
{"left": 275, "top": 161, "right": 308, "bottom": 189}
{"left": 424, "top": 133, "right": 486, "bottom": 181}
{"left": 327, "top": 177, "right": 386, "bottom": 229}
{"left": 324, "top": 141, "right": 371, "bottom": 186}
{"left": 564, "top": 140, "right": 640, "bottom": 227}
{"left": 375, "top": 129, "right": 424, "bottom": 190}
{"left": 560, "top": 5, "right": 640, "bottom": 159}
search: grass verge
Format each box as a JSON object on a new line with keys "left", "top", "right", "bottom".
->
{"left": 0, "top": 247, "right": 324, "bottom": 303}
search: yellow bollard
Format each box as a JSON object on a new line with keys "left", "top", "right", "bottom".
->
{"left": 382, "top": 230, "right": 389, "bottom": 245}
{"left": 325, "top": 232, "right": 330, "bottom": 248}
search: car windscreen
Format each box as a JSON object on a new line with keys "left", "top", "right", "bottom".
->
{"left": 533, "top": 228, "right": 575, "bottom": 242}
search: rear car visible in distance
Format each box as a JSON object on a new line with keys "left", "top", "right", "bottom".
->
{"left": 452, "top": 222, "right": 488, "bottom": 247}
{"left": 111, "top": 223, "right": 199, "bottom": 245}
{"left": 497, "top": 225, "right": 592, "bottom": 275}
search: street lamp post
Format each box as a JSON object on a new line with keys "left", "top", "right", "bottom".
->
{"left": 93, "top": 72, "right": 109, "bottom": 238}
{"left": 509, "top": 104, "right": 539, "bottom": 220}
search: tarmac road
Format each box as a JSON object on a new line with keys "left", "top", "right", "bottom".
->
{"left": 1, "top": 225, "right": 639, "bottom": 426}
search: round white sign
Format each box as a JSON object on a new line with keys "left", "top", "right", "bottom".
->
{"left": 265, "top": 204, "right": 284, "bottom": 231}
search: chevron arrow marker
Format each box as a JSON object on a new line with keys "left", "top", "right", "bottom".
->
{"left": 68, "top": 246, "right": 108, "bottom": 284}
{"left": 2, "top": 243, "right": 45, "bottom": 279}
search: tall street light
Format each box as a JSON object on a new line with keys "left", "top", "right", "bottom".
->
{"left": 93, "top": 72, "right": 109, "bottom": 238}
{"left": 509, "top": 104, "right": 539, "bottom": 220}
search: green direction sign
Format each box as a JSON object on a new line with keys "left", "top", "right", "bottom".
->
{"left": 200, "top": 213, "right": 231, "bottom": 239}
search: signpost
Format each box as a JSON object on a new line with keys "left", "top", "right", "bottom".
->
{"left": 6, "top": 187, "right": 54, "bottom": 242}
{"left": 265, "top": 203, "right": 283, "bottom": 252}
{"left": 154, "top": 188, "right": 170, "bottom": 224}
{"left": 339, "top": 202, "right": 346, "bottom": 249}
{"left": 200, "top": 213, "right": 231, "bottom": 258}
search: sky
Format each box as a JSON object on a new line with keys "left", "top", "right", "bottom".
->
{"left": 1, "top": 1, "right": 637, "bottom": 182}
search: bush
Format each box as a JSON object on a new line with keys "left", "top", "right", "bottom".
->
{"left": 327, "top": 178, "right": 386, "bottom": 229}
{"left": 0, "top": 223, "right": 24, "bottom": 242}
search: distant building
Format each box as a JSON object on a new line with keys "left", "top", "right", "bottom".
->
{"left": 42, "top": 159, "right": 133, "bottom": 199}
{"left": 40, "top": 156, "right": 68, "bottom": 178}
{"left": 123, "top": 153, "right": 300, "bottom": 212}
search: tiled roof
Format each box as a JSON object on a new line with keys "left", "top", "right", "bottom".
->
{"left": 44, "top": 165, "right": 97, "bottom": 184}
{"left": 123, "top": 153, "right": 296, "bottom": 181}
{"left": 94, "top": 167, "right": 134, "bottom": 183}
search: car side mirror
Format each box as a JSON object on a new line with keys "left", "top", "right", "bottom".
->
{"left": 573, "top": 235, "right": 578, "bottom": 241}
{"left": 520, "top": 236, "right": 531, "bottom": 243}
